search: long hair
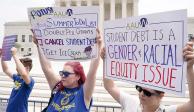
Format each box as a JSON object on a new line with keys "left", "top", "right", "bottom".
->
{"left": 65, "top": 62, "right": 86, "bottom": 86}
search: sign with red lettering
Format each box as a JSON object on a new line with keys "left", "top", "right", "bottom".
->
{"left": 104, "top": 10, "right": 187, "bottom": 96}
{"left": 28, "top": 6, "right": 99, "bottom": 61}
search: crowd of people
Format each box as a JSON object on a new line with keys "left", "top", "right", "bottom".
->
{"left": 0, "top": 28, "right": 194, "bottom": 112}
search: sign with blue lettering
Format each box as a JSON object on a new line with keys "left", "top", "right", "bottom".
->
{"left": 2, "top": 35, "right": 17, "bottom": 61}
{"left": 28, "top": 6, "right": 99, "bottom": 60}
{"left": 104, "top": 10, "right": 187, "bottom": 96}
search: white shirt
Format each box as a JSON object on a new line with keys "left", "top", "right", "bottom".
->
{"left": 119, "top": 91, "right": 177, "bottom": 112}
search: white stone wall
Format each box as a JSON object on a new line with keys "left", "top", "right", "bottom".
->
{"left": 4, "top": 1, "right": 194, "bottom": 58}
{"left": 4, "top": 22, "right": 36, "bottom": 58}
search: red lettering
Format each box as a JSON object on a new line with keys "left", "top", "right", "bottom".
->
{"left": 111, "top": 61, "right": 115, "bottom": 76}
{"left": 148, "top": 65, "right": 155, "bottom": 82}
{"left": 169, "top": 68, "right": 177, "bottom": 88}
{"left": 142, "top": 64, "right": 148, "bottom": 82}
{"left": 155, "top": 65, "right": 161, "bottom": 84}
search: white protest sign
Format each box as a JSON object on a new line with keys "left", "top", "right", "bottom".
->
{"left": 28, "top": 6, "right": 99, "bottom": 60}
{"left": 104, "top": 10, "right": 187, "bottom": 96}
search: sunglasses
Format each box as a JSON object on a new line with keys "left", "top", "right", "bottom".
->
{"left": 136, "top": 86, "right": 159, "bottom": 97}
{"left": 59, "top": 71, "right": 75, "bottom": 78}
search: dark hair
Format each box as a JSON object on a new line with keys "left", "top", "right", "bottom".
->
{"left": 19, "top": 58, "right": 33, "bottom": 71}
{"left": 65, "top": 62, "right": 86, "bottom": 86}
{"left": 84, "top": 46, "right": 92, "bottom": 52}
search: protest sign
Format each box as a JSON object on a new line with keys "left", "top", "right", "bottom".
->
{"left": 2, "top": 35, "right": 17, "bottom": 61}
{"left": 28, "top": 6, "right": 99, "bottom": 61}
{"left": 104, "top": 10, "right": 187, "bottom": 95}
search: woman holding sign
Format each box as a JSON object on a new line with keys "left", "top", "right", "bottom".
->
{"left": 101, "top": 41, "right": 194, "bottom": 112}
{"left": 32, "top": 29, "right": 102, "bottom": 112}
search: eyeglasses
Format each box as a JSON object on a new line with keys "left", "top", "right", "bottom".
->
{"left": 136, "top": 86, "right": 159, "bottom": 97}
{"left": 59, "top": 71, "right": 75, "bottom": 78}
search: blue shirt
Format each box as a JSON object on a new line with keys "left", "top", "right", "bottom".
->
{"left": 6, "top": 74, "right": 35, "bottom": 112}
{"left": 46, "top": 85, "right": 92, "bottom": 112}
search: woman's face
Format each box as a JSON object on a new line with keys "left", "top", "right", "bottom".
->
{"left": 60, "top": 65, "right": 80, "bottom": 88}
{"left": 138, "top": 87, "right": 163, "bottom": 106}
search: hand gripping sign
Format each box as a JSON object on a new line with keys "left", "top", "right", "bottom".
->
{"left": 104, "top": 10, "right": 187, "bottom": 96}
{"left": 28, "top": 6, "right": 99, "bottom": 61}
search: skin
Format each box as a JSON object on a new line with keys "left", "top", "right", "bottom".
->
{"left": 32, "top": 28, "right": 102, "bottom": 108}
{"left": 101, "top": 41, "right": 194, "bottom": 112}
{"left": 60, "top": 65, "right": 80, "bottom": 88}
{"left": 1, "top": 47, "right": 32, "bottom": 84}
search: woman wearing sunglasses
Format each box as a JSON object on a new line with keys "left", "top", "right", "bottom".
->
{"left": 32, "top": 29, "right": 102, "bottom": 112}
{"left": 100, "top": 41, "right": 194, "bottom": 112}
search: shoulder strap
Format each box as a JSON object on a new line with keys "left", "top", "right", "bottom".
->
{"left": 48, "top": 81, "right": 62, "bottom": 104}
{"left": 42, "top": 81, "right": 62, "bottom": 112}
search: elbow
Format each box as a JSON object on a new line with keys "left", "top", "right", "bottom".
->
{"left": 2, "top": 68, "right": 9, "bottom": 74}
{"left": 42, "top": 67, "right": 52, "bottom": 75}
{"left": 19, "top": 71, "right": 28, "bottom": 77}
{"left": 103, "top": 79, "right": 109, "bottom": 91}
{"left": 2, "top": 68, "right": 6, "bottom": 73}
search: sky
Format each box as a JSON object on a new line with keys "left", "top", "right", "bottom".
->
{"left": 0, "top": 0, "right": 194, "bottom": 46}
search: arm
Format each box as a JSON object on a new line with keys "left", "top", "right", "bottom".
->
{"left": 1, "top": 56, "right": 13, "bottom": 79}
{"left": 11, "top": 47, "right": 31, "bottom": 84}
{"left": 101, "top": 47, "right": 121, "bottom": 103}
{"left": 33, "top": 34, "right": 60, "bottom": 89}
{"left": 177, "top": 42, "right": 194, "bottom": 112}
{"left": 83, "top": 29, "right": 102, "bottom": 105}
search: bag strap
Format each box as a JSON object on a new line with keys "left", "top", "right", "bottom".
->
{"left": 47, "top": 81, "right": 62, "bottom": 106}
{"left": 41, "top": 81, "right": 62, "bottom": 112}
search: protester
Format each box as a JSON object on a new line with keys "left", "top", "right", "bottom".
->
{"left": 100, "top": 41, "right": 194, "bottom": 112}
{"left": 1, "top": 47, "right": 34, "bottom": 112}
{"left": 32, "top": 29, "right": 102, "bottom": 112}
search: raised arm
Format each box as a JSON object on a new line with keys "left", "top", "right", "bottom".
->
{"left": 83, "top": 29, "right": 102, "bottom": 105}
{"left": 1, "top": 51, "right": 13, "bottom": 79}
{"left": 101, "top": 47, "right": 121, "bottom": 103}
{"left": 177, "top": 42, "right": 194, "bottom": 112}
{"left": 11, "top": 47, "right": 31, "bottom": 84}
{"left": 32, "top": 33, "right": 60, "bottom": 89}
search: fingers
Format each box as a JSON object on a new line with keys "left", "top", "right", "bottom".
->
{"left": 100, "top": 47, "right": 105, "bottom": 59}
{"left": 30, "top": 29, "right": 34, "bottom": 33}
{"left": 96, "top": 28, "right": 103, "bottom": 49}
{"left": 30, "top": 29, "right": 38, "bottom": 46}
{"left": 183, "top": 42, "right": 194, "bottom": 61}
{"left": 11, "top": 47, "right": 17, "bottom": 56}
{"left": 96, "top": 28, "right": 100, "bottom": 36}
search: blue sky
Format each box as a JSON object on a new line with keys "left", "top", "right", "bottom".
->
{"left": 0, "top": 0, "right": 194, "bottom": 46}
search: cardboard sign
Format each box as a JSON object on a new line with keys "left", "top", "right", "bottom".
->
{"left": 28, "top": 6, "right": 99, "bottom": 61}
{"left": 2, "top": 35, "right": 17, "bottom": 61}
{"left": 104, "top": 10, "right": 187, "bottom": 96}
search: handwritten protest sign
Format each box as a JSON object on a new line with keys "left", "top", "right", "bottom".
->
{"left": 2, "top": 35, "right": 17, "bottom": 61}
{"left": 104, "top": 10, "right": 187, "bottom": 95}
{"left": 28, "top": 6, "right": 99, "bottom": 60}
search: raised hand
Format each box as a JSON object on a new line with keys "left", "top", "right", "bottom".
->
{"left": 183, "top": 42, "right": 194, "bottom": 66}
{"left": 11, "top": 47, "right": 17, "bottom": 56}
